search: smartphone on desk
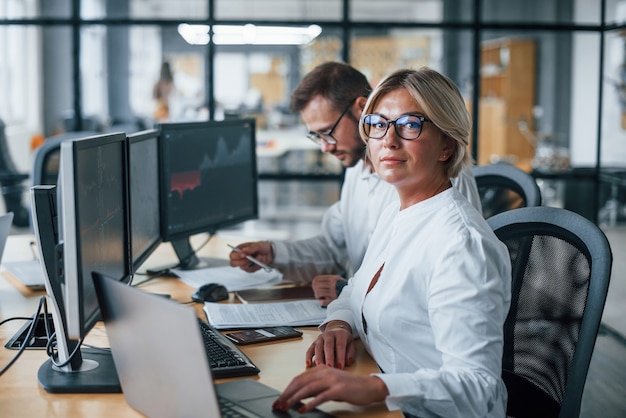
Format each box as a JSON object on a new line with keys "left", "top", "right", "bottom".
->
{"left": 224, "top": 326, "right": 303, "bottom": 345}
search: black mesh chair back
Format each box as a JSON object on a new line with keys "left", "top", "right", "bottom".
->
{"left": 487, "top": 207, "right": 612, "bottom": 418}
{"left": 472, "top": 163, "right": 542, "bottom": 219}
{"left": 31, "top": 131, "right": 99, "bottom": 186}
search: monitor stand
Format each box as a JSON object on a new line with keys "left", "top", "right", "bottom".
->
{"left": 170, "top": 238, "right": 229, "bottom": 270}
{"left": 38, "top": 348, "right": 121, "bottom": 393}
{"left": 31, "top": 185, "right": 121, "bottom": 394}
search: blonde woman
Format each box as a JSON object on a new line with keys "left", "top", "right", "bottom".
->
{"left": 273, "top": 68, "right": 511, "bottom": 417}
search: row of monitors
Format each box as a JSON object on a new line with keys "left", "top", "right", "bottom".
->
{"left": 133, "top": 118, "right": 259, "bottom": 272}
{"left": 35, "top": 118, "right": 258, "bottom": 344}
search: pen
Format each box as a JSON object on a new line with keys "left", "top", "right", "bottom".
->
{"left": 227, "top": 244, "right": 273, "bottom": 272}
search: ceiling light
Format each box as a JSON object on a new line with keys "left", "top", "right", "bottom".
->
{"left": 178, "top": 24, "right": 322, "bottom": 46}
{"left": 177, "top": 23, "right": 210, "bottom": 45}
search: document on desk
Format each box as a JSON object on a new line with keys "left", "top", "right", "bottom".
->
{"left": 203, "top": 300, "right": 327, "bottom": 329}
{"left": 173, "top": 265, "right": 283, "bottom": 292}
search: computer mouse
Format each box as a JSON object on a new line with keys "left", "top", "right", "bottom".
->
{"left": 191, "top": 283, "right": 229, "bottom": 303}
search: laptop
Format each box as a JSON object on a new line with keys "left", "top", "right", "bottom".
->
{"left": 0, "top": 212, "right": 13, "bottom": 261}
{"left": 92, "top": 272, "right": 334, "bottom": 418}
{"left": 0, "top": 211, "right": 46, "bottom": 290}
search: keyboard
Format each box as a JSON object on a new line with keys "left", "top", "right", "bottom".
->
{"left": 198, "top": 320, "right": 260, "bottom": 378}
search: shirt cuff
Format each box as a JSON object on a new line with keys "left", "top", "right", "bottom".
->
{"left": 272, "top": 240, "right": 289, "bottom": 265}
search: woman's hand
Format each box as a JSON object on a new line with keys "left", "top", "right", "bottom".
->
{"left": 272, "top": 365, "right": 389, "bottom": 413}
{"left": 228, "top": 241, "right": 274, "bottom": 272}
{"left": 306, "top": 321, "right": 356, "bottom": 369}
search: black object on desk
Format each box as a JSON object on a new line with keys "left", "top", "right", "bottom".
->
{"left": 5, "top": 313, "right": 54, "bottom": 350}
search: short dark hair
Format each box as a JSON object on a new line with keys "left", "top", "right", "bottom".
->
{"left": 290, "top": 62, "right": 372, "bottom": 113}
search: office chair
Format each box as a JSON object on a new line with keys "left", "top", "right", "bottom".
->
{"left": 472, "top": 163, "right": 542, "bottom": 219}
{"left": 31, "top": 131, "right": 99, "bottom": 186}
{"left": 487, "top": 206, "right": 612, "bottom": 418}
{"left": 0, "top": 117, "right": 30, "bottom": 226}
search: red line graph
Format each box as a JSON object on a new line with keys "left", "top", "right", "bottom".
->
{"left": 170, "top": 170, "right": 201, "bottom": 199}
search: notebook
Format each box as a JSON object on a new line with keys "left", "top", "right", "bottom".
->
{"left": 92, "top": 272, "right": 334, "bottom": 418}
{"left": 235, "top": 285, "right": 316, "bottom": 304}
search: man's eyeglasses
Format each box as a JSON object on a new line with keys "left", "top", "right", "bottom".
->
{"left": 362, "top": 114, "right": 432, "bottom": 141}
{"left": 306, "top": 102, "right": 353, "bottom": 146}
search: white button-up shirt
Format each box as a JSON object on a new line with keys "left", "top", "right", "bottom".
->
{"left": 325, "top": 187, "right": 511, "bottom": 417}
{"left": 273, "top": 160, "right": 482, "bottom": 284}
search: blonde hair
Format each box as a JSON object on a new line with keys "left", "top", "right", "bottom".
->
{"left": 359, "top": 67, "right": 472, "bottom": 178}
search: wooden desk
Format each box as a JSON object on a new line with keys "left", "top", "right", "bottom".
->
{"left": 0, "top": 234, "right": 398, "bottom": 417}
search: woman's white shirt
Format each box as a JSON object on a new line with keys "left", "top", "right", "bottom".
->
{"left": 272, "top": 160, "right": 483, "bottom": 283}
{"left": 325, "top": 187, "right": 511, "bottom": 418}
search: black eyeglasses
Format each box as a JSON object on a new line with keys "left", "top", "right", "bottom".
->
{"left": 306, "top": 102, "right": 353, "bottom": 146}
{"left": 362, "top": 114, "right": 432, "bottom": 141}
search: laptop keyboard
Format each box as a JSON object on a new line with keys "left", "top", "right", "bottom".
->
{"left": 198, "top": 320, "right": 260, "bottom": 378}
{"left": 219, "top": 397, "right": 260, "bottom": 418}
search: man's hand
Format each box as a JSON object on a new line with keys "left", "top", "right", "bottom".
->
{"left": 228, "top": 241, "right": 274, "bottom": 272}
{"left": 312, "top": 275, "right": 347, "bottom": 306}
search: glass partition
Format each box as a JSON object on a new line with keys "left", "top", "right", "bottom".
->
{"left": 482, "top": 0, "right": 602, "bottom": 25}
{"left": 351, "top": 0, "right": 447, "bottom": 23}
{"left": 215, "top": 0, "right": 342, "bottom": 21}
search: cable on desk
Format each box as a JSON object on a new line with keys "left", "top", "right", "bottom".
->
{"left": 0, "top": 296, "right": 46, "bottom": 377}
{"left": 0, "top": 316, "right": 34, "bottom": 325}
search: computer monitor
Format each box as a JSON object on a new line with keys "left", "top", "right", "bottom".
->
{"left": 127, "top": 129, "right": 161, "bottom": 276}
{"left": 158, "top": 119, "right": 258, "bottom": 269}
{"left": 31, "top": 131, "right": 131, "bottom": 393}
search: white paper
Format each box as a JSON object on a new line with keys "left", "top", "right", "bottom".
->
{"left": 173, "top": 265, "right": 283, "bottom": 292}
{"left": 203, "top": 300, "right": 327, "bottom": 329}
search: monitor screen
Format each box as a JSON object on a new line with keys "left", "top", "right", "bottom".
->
{"left": 127, "top": 129, "right": 161, "bottom": 275}
{"left": 59, "top": 132, "right": 131, "bottom": 341}
{"left": 158, "top": 119, "right": 258, "bottom": 268}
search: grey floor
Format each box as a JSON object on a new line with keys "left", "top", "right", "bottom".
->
{"left": 580, "top": 226, "right": 626, "bottom": 418}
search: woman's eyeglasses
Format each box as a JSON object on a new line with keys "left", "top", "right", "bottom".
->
{"left": 362, "top": 114, "right": 431, "bottom": 140}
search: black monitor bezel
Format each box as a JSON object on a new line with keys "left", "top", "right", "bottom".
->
{"left": 157, "top": 119, "right": 259, "bottom": 244}
{"left": 126, "top": 129, "right": 162, "bottom": 275}
{"left": 61, "top": 131, "right": 131, "bottom": 340}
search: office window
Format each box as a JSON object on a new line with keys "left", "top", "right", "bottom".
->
{"left": 601, "top": 29, "right": 626, "bottom": 166}
{"left": 131, "top": 0, "right": 208, "bottom": 19}
{"left": 351, "top": 0, "right": 446, "bottom": 23}
{"left": 80, "top": 26, "right": 108, "bottom": 129}
{"left": 0, "top": 25, "right": 29, "bottom": 125}
{"left": 215, "top": 0, "right": 342, "bottom": 21}
{"left": 481, "top": 0, "right": 601, "bottom": 25}
{"left": 80, "top": 0, "right": 208, "bottom": 19}
{"left": 299, "top": 29, "right": 343, "bottom": 71}
{"left": 39, "top": 0, "right": 71, "bottom": 18}
{"left": 213, "top": 29, "right": 342, "bottom": 127}
{"left": 129, "top": 26, "right": 167, "bottom": 123}
{"left": 476, "top": 31, "right": 579, "bottom": 172}
{"left": 349, "top": 28, "right": 444, "bottom": 86}
{"left": 0, "top": 0, "right": 37, "bottom": 18}
{"left": 607, "top": 0, "right": 626, "bottom": 24}
{"left": 0, "top": 2, "right": 39, "bottom": 133}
